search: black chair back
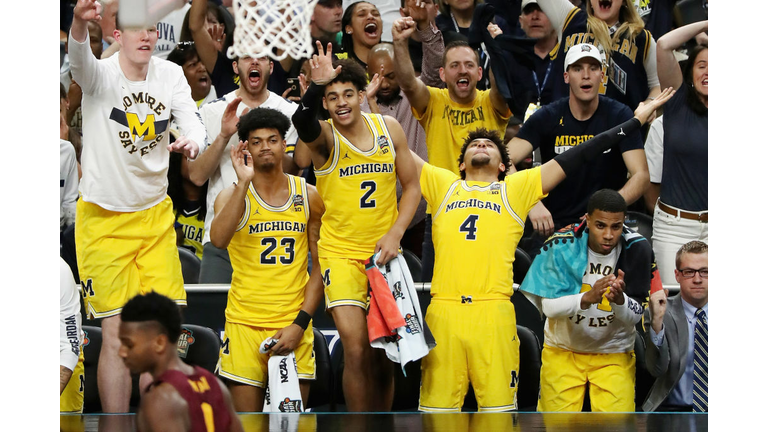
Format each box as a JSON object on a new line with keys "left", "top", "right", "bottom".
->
{"left": 402, "top": 248, "right": 423, "bottom": 283}
{"left": 624, "top": 211, "right": 654, "bottom": 246}
{"left": 177, "top": 324, "right": 221, "bottom": 373}
{"left": 178, "top": 246, "right": 201, "bottom": 284}
{"left": 81, "top": 326, "right": 102, "bottom": 413}
{"left": 513, "top": 248, "right": 533, "bottom": 285}
{"left": 517, "top": 325, "right": 542, "bottom": 411}
{"left": 306, "top": 328, "right": 335, "bottom": 411}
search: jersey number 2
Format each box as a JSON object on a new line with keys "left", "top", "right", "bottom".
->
{"left": 459, "top": 215, "right": 479, "bottom": 240}
{"left": 360, "top": 181, "right": 377, "bottom": 208}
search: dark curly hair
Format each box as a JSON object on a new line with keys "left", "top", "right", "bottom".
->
{"left": 121, "top": 292, "right": 183, "bottom": 343}
{"left": 237, "top": 107, "right": 292, "bottom": 142}
{"left": 457, "top": 128, "right": 510, "bottom": 180}
{"left": 587, "top": 189, "right": 627, "bottom": 216}
{"left": 326, "top": 58, "right": 369, "bottom": 93}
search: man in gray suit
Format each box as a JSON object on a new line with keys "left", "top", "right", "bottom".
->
{"left": 643, "top": 241, "right": 708, "bottom": 412}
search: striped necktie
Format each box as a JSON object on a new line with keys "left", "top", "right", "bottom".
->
{"left": 692, "top": 308, "right": 708, "bottom": 412}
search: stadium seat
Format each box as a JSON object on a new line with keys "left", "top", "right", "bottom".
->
{"left": 392, "top": 358, "right": 423, "bottom": 411}
{"left": 177, "top": 324, "right": 221, "bottom": 374}
{"left": 511, "top": 294, "right": 545, "bottom": 350}
{"left": 330, "top": 339, "right": 346, "bottom": 410}
{"left": 513, "top": 248, "right": 533, "bottom": 285}
{"left": 177, "top": 246, "right": 201, "bottom": 284}
{"left": 402, "top": 248, "right": 423, "bottom": 283}
{"left": 81, "top": 326, "right": 102, "bottom": 413}
{"left": 306, "top": 327, "right": 335, "bottom": 411}
{"left": 624, "top": 211, "right": 654, "bottom": 246}
{"left": 517, "top": 325, "right": 542, "bottom": 411}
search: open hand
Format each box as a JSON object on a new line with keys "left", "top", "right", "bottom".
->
{"left": 605, "top": 269, "right": 626, "bottom": 305}
{"left": 229, "top": 140, "right": 254, "bottom": 183}
{"left": 207, "top": 23, "right": 226, "bottom": 52}
{"left": 220, "top": 97, "right": 247, "bottom": 139}
{"left": 367, "top": 67, "right": 383, "bottom": 100}
{"left": 310, "top": 41, "right": 342, "bottom": 85}
{"left": 634, "top": 87, "right": 675, "bottom": 125}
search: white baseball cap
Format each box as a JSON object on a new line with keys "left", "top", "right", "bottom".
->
{"left": 522, "top": 0, "right": 539, "bottom": 10}
{"left": 564, "top": 43, "right": 604, "bottom": 70}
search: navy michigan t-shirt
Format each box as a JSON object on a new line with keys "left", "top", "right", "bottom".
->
{"left": 517, "top": 95, "right": 643, "bottom": 225}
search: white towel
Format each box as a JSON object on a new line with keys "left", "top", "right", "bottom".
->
{"left": 260, "top": 337, "right": 304, "bottom": 412}
{"left": 368, "top": 252, "right": 435, "bottom": 374}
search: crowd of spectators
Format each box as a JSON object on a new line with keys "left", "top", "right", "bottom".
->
{"left": 59, "top": 0, "right": 708, "bottom": 416}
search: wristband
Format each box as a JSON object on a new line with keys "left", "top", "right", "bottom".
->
{"left": 293, "top": 310, "right": 312, "bottom": 330}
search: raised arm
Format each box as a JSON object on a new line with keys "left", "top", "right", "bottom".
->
{"left": 392, "top": 17, "right": 431, "bottom": 116}
{"left": 409, "top": 149, "right": 426, "bottom": 182}
{"left": 488, "top": 65, "right": 512, "bottom": 119}
{"left": 69, "top": 0, "right": 104, "bottom": 95}
{"left": 540, "top": 87, "right": 676, "bottom": 194}
{"left": 375, "top": 116, "right": 421, "bottom": 265}
{"left": 410, "top": 0, "right": 445, "bottom": 88}
{"left": 536, "top": 0, "right": 578, "bottom": 42}
{"left": 656, "top": 20, "right": 708, "bottom": 91}
{"left": 291, "top": 41, "right": 339, "bottom": 168}
{"left": 188, "top": 97, "right": 248, "bottom": 186}
{"left": 189, "top": 0, "right": 220, "bottom": 74}
{"left": 70, "top": 0, "right": 100, "bottom": 43}
{"left": 209, "top": 141, "right": 253, "bottom": 249}
{"left": 643, "top": 290, "right": 671, "bottom": 377}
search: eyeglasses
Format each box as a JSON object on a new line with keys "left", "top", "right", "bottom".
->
{"left": 678, "top": 268, "right": 708, "bottom": 279}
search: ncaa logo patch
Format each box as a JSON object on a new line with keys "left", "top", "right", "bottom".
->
{"left": 377, "top": 135, "right": 390, "bottom": 154}
{"left": 293, "top": 194, "right": 304, "bottom": 212}
{"left": 177, "top": 327, "right": 196, "bottom": 359}
{"left": 82, "top": 330, "right": 90, "bottom": 347}
{"left": 278, "top": 397, "right": 303, "bottom": 412}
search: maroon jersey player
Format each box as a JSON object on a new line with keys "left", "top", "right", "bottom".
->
{"left": 119, "top": 292, "right": 243, "bottom": 432}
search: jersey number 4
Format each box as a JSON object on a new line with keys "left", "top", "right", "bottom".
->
{"left": 360, "top": 181, "right": 377, "bottom": 208}
{"left": 459, "top": 215, "right": 479, "bottom": 240}
{"left": 260, "top": 237, "right": 296, "bottom": 264}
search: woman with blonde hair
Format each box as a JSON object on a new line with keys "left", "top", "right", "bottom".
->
{"left": 537, "top": 0, "right": 660, "bottom": 109}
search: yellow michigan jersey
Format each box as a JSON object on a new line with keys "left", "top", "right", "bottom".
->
{"left": 315, "top": 112, "right": 398, "bottom": 260}
{"left": 226, "top": 175, "right": 310, "bottom": 328}
{"left": 420, "top": 164, "right": 545, "bottom": 298}
{"left": 175, "top": 204, "right": 205, "bottom": 259}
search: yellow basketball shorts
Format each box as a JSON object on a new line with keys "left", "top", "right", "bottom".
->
{"left": 75, "top": 196, "right": 185, "bottom": 319}
{"left": 60, "top": 348, "right": 85, "bottom": 413}
{"left": 218, "top": 321, "right": 316, "bottom": 387}
{"left": 538, "top": 344, "right": 636, "bottom": 412}
{"left": 319, "top": 257, "right": 369, "bottom": 310}
{"left": 419, "top": 299, "right": 519, "bottom": 412}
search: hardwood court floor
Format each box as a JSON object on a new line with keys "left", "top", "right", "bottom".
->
{"left": 61, "top": 411, "right": 707, "bottom": 432}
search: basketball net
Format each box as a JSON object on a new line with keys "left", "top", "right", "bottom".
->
{"left": 228, "top": 0, "right": 319, "bottom": 61}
